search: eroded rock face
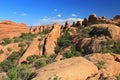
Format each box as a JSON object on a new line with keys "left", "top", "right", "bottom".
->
{"left": 32, "top": 57, "right": 98, "bottom": 80}
{"left": 85, "top": 53, "right": 120, "bottom": 78}
{"left": 0, "top": 20, "right": 29, "bottom": 41}
{"left": 88, "top": 14, "right": 98, "bottom": 24}
{"left": 76, "top": 21, "right": 82, "bottom": 27}
{"left": 34, "top": 26, "right": 40, "bottom": 33}
{"left": 0, "top": 43, "right": 20, "bottom": 62}
{"left": 65, "top": 21, "right": 70, "bottom": 29}
{"left": 76, "top": 36, "right": 106, "bottom": 54}
{"left": 44, "top": 22, "right": 61, "bottom": 56}
{"left": 90, "top": 24, "right": 120, "bottom": 42}
{"left": 19, "top": 37, "right": 44, "bottom": 63}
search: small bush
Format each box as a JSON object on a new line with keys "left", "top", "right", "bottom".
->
{"left": 48, "top": 75, "right": 61, "bottom": 80}
{"left": 27, "top": 55, "right": 40, "bottom": 63}
{"left": 58, "top": 31, "right": 72, "bottom": 47}
{"left": 116, "top": 75, "right": 120, "bottom": 80}
{"left": 7, "top": 47, "right": 12, "bottom": 52}
{"left": 5, "top": 64, "right": 32, "bottom": 80}
{"left": 64, "top": 52, "right": 74, "bottom": 58}
{"left": 13, "top": 37, "right": 23, "bottom": 43}
{"left": 18, "top": 42, "right": 25, "bottom": 48}
{"left": 0, "top": 38, "right": 12, "bottom": 45}
{"left": 38, "top": 44, "right": 43, "bottom": 50}
{"left": 96, "top": 60, "right": 105, "bottom": 70}
{"left": 0, "top": 49, "right": 4, "bottom": 54}
{"left": 34, "top": 60, "right": 47, "bottom": 69}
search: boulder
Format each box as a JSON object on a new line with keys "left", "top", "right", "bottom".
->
{"left": 90, "top": 24, "right": 120, "bottom": 42}
{"left": 76, "top": 36, "right": 106, "bottom": 54}
{"left": 85, "top": 53, "right": 120, "bottom": 78}
{"left": 32, "top": 57, "right": 98, "bottom": 80}
{"left": 44, "top": 22, "right": 61, "bottom": 56}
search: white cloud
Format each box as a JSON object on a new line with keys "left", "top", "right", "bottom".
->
{"left": 33, "top": 17, "right": 83, "bottom": 25}
{"left": 54, "top": 9, "right": 58, "bottom": 12}
{"left": 13, "top": 12, "right": 17, "bottom": 14}
{"left": 21, "top": 13, "right": 27, "bottom": 16}
{"left": 57, "top": 14, "right": 62, "bottom": 17}
{"left": 72, "top": 14, "right": 77, "bottom": 17}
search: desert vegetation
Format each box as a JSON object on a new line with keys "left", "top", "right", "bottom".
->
{"left": 0, "top": 14, "right": 120, "bottom": 80}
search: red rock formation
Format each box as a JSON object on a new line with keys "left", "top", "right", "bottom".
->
{"left": 32, "top": 57, "right": 98, "bottom": 80}
{"left": 19, "top": 36, "right": 44, "bottom": 63}
{"left": 64, "top": 21, "right": 70, "bottom": 29}
{"left": 82, "top": 18, "right": 88, "bottom": 26}
{"left": 44, "top": 22, "right": 61, "bottom": 56}
{"left": 90, "top": 24, "right": 120, "bottom": 42}
{"left": 71, "top": 21, "right": 76, "bottom": 27}
{"left": 0, "top": 20, "right": 29, "bottom": 41}
{"left": 76, "top": 21, "right": 82, "bottom": 27}
{"left": 88, "top": 14, "right": 98, "bottom": 24}
{"left": 34, "top": 26, "right": 40, "bottom": 33}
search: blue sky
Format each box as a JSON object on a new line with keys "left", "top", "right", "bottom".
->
{"left": 0, "top": 0, "right": 120, "bottom": 26}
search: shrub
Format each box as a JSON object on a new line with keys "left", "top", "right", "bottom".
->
{"left": 73, "top": 51, "right": 82, "bottom": 57}
{"left": 18, "top": 42, "right": 25, "bottom": 48}
{"left": 0, "top": 49, "right": 25, "bottom": 72}
{"left": 0, "top": 49, "right": 4, "bottom": 54}
{"left": 0, "top": 38, "right": 12, "bottom": 45}
{"left": 113, "top": 42, "right": 120, "bottom": 53}
{"left": 43, "top": 29, "right": 51, "bottom": 34}
{"left": 58, "top": 31, "right": 72, "bottom": 47}
{"left": 34, "top": 60, "right": 47, "bottom": 69}
{"left": 48, "top": 75, "right": 61, "bottom": 80}
{"left": 116, "top": 75, "right": 120, "bottom": 80}
{"left": 64, "top": 52, "right": 74, "bottom": 58}
{"left": 96, "top": 60, "right": 105, "bottom": 70}
{"left": 4, "top": 64, "right": 32, "bottom": 80}
{"left": 20, "top": 33, "right": 37, "bottom": 41}
{"left": 27, "top": 55, "right": 40, "bottom": 63}
{"left": 38, "top": 44, "right": 43, "bottom": 50}
{"left": 77, "top": 27, "right": 91, "bottom": 38}
{"left": 13, "top": 37, "right": 23, "bottom": 43}
{"left": 7, "top": 47, "right": 12, "bottom": 52}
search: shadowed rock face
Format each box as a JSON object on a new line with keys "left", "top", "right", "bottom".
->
{"left": 114, "top": 15, "right": 120, "bottom": 20}
{"left": 76, "top": 36, "right": 106, "bottom": 54}
{"left": 64, "top": 21, "right": 70, "bottom": 29}
{"left": 90, "top": 24, "right": 120, "bottom": 42}
{"left": 0, "top": 20, "right": 29, "bottom": 41}
{"left": 44, "top": 22, "right": 61, "bottom": 56}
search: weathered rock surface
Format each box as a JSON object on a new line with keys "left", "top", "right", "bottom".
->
{"left": 44, "top": 22, "right": 61, "bottom": 56}
{"left": 76, "top": 36, "right": 107, "bottom": 54}
{"left": 19, "top": 37, "right": 44, "bottom": 63}
{"left": 64, "top": 21, "right": 70, "bottom": 29}
{"left": 32, "top": 57, "right": 98, "bottom": 80}
{"left": 90, "top": 24, "right": 120, "bottom": 42}
{"left": 0, "top": 43, "right": 20, "bottom": 62}
{"left": 0, "top": 20, "right": 29, "bottom": 41}
{"left": 85, "top": 53, "right": 120, "bottom": 78}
